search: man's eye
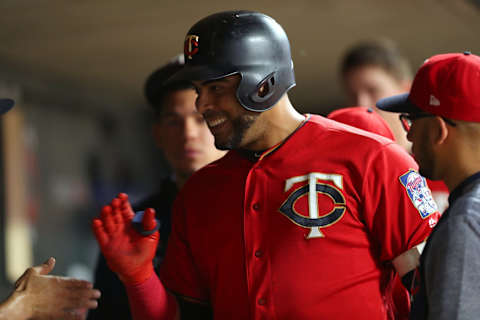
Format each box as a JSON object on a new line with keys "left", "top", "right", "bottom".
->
{"left": 210, "top": 85, "right": 222, "bottom": 93}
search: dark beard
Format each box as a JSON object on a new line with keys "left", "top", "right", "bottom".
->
{"left": 416, "top": 130, "right": 438, "bottom": 180}
{"left": 215, "top": 114, "right": 258, "bottom": 150}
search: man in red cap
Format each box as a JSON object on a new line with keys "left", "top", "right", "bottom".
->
{"left": 377, "top": 51, "right": 480, "bottom": 319}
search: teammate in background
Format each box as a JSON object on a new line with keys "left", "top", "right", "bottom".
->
{"left": 87, "top": 55, "right": 225, "bottom": 320}
{"left": 0, "top": 99, "right": 100, "bottom": 320}
{"left": 92, "top": 11, "right": 440, "bottom": 320}
{"left": 340, "top": 40, "right": 449, "bottom": 212}
{"left": 340, "top": 39, "right": 412, "bottom": 151}
{"left": 377, "top": 51, "right": 480, "bottom": 320}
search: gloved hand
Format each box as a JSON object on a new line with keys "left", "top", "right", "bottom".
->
{"left": 0, "top": 257, "right": 100, "bottom": 320}
{"left": 92, "top": 193, "right": 159, "bottom": 285}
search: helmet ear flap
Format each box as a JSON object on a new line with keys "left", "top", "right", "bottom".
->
{"left": 249, "top": 72, "right": 276, "bottom": 103}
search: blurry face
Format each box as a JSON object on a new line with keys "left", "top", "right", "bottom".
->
{"left": 343, "top": 65, "right": 408, "bottom": 108}
{"left": 343, "top": 65, "right": 412, "bottom": 151}
{"left": 153, "top": 89, "right": 226, "bottom": 177}
{"left": 193, "top": 75, "right": 261, "bottom": 150}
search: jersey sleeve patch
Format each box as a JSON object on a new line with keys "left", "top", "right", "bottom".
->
{"left": 399, "top": 169, "right": 438, "bottom": 219}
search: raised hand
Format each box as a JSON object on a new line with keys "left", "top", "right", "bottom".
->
{"left": 92, "top": 193, "right": 159, "bottom": 285}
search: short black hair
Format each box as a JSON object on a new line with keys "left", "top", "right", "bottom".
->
{"left": 341, "top": 39, "right": 413, "bottom": 83}
{"left": 144, "top": 54, "right": 195, "bottom": 117}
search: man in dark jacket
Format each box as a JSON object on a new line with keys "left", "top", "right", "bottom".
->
{"left": 377, "top": 51, "right": 480, "bottom": 320}
{"left": 87, "top": 55, "right": 225, "bottom": 320}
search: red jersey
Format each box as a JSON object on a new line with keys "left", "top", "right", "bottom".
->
{"left": 160, "top": 115, "right": 440, "bottom": 320}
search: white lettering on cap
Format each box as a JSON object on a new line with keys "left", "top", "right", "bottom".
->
{"left": 429, "top": 94, "right": 440, "bottom": 106}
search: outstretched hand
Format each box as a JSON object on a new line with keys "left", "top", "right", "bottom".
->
{"left": 0, "top": 257, "right": 100, "bottom": 320}
{"left": 92, "top": 193, "right": 159, "bottom": 285}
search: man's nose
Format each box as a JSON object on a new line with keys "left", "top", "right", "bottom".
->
{"left": 183, "top": 117, "right": 200, "bottom": 140}
{"left": 195, "top": 90, "right": 211, "bottom": 114}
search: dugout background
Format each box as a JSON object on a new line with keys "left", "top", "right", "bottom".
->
{"left": 0, "top": 0, "right": 479, "bottom": 299}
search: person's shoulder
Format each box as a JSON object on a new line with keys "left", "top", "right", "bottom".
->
{"left": 449, "top": 182, "right": 480, "bottom": 222}
{"left": 305, "top": 113, "right": 403, "bottom": 152}
{"left": 181, "top": 151, "right": 235, "bottom": 187}
{"left": 433, "top": 192, "right": 480, "bottom": 247}
{"left": 132, "top": 178, "right": 178, "bottom": 213}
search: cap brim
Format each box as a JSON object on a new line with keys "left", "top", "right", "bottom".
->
{"left": 376, "top": 93, "right": 422, "bottom": 113}
{"left": 0, "top": 99, "right": 14, "bottom": 114}
{"left": 166, "top": 64, "right": 236, "bottom": 84}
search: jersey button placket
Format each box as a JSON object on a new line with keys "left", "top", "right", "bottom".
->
{"left": 245, "top": 162, "right": 270, "bottom": 319}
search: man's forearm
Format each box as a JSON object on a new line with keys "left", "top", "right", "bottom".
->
{"left": 125, "top": 273, "right": 179, "bottom": 320}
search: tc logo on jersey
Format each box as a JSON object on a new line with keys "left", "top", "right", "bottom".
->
{"left": 279, "top": 173, "right": 346, "bottom": 239}
{"left": 184, "top": 35, "right": 199, "bottom": 60}
{"left": 399, "top": 170, "right": 438, "bottom": 219}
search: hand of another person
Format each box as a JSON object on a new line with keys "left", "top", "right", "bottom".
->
{"left": 92, "top": 193, "right": 159, "bottom": 285}
{"left": 0, "top": 257, "right": 100, "bottom": 320}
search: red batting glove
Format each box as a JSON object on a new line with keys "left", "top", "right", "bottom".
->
{"left": 92, "top": 193, "right": 159, "bottom": 285}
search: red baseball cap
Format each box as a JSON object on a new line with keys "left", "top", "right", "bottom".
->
{"left": 376, "top": 51, "right": 480, "bottom": 122}
{"left": 327, "top": 106, "right": 395, "bottom": 140}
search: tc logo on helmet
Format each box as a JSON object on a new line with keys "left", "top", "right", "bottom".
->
{"left": 184, "top": 35, "right": 199, "bottom": 60}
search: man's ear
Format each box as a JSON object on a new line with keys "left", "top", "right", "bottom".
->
{"left": 152, "top": 123, "right": 164, "bottom": 149}
{"left": 432, "top": 116, "right": 449, "bottom": 146}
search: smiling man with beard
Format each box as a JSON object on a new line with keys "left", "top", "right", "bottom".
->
{"left": 92, "top": 11, "right": 441, "bottom": 320}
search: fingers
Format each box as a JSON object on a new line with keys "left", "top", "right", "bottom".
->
{"left": 92, "top": 192, "right": 133, "bottom": 248}
{"left": 48, "top": 277, "right": 101, "bottom": 309}
{"left": 142, "top": 208, "right": 157, "bottom": 231}
{"left": 37, "top": 257, "right": 56, "bottom": 275}
{"left": 101, "top": 205, "right": 116, "bottom": 234}
{"left": 16, "top": 257, "right": 56, "bottom": 291}
{"left": 61, "top": 278, "right": 94, "bottom": 289}
{"left": 92, "top": 218, "right": 109, "bottom": 248}
{"left": 63, "top": 287, "right": 101, "bottom": 309}
{"left": 111, "top": 198, "right": 124, "bottom": 225}
{"left": 118, "top": 193, "right": 135, "bottom": 221}
{"left": 118, "top": 192, "right": 128, "bottom": 201}
{"left": 14, "top": 269, "right": 29, "bottom": 291}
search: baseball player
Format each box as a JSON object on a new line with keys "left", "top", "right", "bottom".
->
{"left": 92, "top": 11, "right": 440, "bottom": 319}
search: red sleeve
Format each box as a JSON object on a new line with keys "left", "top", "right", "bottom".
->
{"left": 124, "top": 273, "right": 177, "bottom": 320}
{"left": 159, "top": 189, "right": 209, "bottom": 302}
{"left": 362, "top": 142, "right": 440, "bottom": 262}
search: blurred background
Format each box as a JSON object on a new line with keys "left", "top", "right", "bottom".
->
{"left": 0, "top": 0, "right": 479, "bottom": 298}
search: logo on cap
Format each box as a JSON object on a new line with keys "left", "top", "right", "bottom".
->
{"left": 184, "top": 35, "right": 199, "bottom": 60}
{"left": 429, "top": 94, "right": 440, "bottom": 106}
